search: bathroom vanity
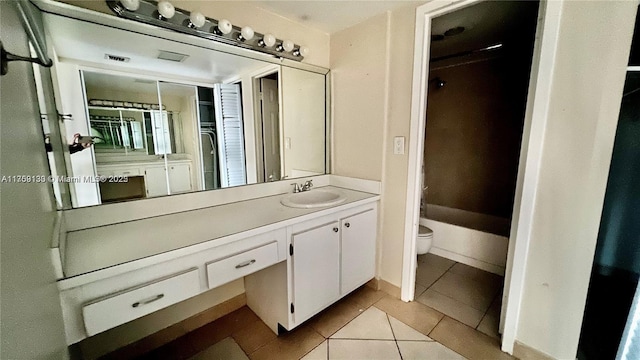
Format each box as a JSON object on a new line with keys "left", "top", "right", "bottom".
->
{"left": 57, "top": 180, "right": 379, "bottom": 344}
{"left": 33, "top": 0, "right": 376, "bottom": 348}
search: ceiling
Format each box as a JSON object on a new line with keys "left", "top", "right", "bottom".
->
{"left": 83, "top": 72, "right": 197, "bottom": 97}
{"left": 429, "top": 1, "right": 540, "bottom": 59}
{"left": 44, "top": 14, "right": 268, "bottom": 84}
{"left": 255, "top": 0, "right": 424, "bottom": 34}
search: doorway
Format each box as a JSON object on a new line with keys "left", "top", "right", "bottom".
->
{"left": 402, "top": 0, "right": 563, "bottom": 354}
{"left": 254, "top": 71, "right": 282, "bottom": 183}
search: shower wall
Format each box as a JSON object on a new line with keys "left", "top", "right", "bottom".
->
{"left": 423, "top": 52, "right": 532, "bottom": 236}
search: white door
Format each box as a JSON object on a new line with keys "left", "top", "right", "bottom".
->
{"left": 144, "top": 166, "right": 168, "bottom": 197}
{"left": 291, "top": 222, "right": 341, "bottom": 325}
{"left": 214, "top": 83, "right": 246, "bottom": 187}
{"left": 341, "top": 209, "right": 377, "bottom": 295}
{"left": 168, "top": 163, "right": 192, "bottom": 194}
{"left": 260, "top": 78, "right": 281, "bottom": 182}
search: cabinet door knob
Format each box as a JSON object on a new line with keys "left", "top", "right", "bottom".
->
{"left": 345, "top": 223, "right": 351, "bottom": 228}
{"left": 333, "top": 227, "right": 339, "bottom": 232}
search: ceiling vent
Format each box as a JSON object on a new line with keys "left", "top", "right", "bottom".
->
{"left": 104, "top": 54, "right": 130, "bottom": 63}
{"left": 157, "top": 50, "right": 189, "bottom": 62}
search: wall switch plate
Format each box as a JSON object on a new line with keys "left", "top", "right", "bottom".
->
{"left": 393, "top": 136, "right": 405, "bottom": 155}
{"left": 285, "top": 137, "right": 291, "bottom": 149}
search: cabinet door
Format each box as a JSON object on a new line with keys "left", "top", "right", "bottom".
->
{"left": 341, "top": 209, "right": 377, "bottom": 295}
{"left": 291, "top": 222, "right": 340, "bottom": 325}
{"left": 168, "top": 163, "right": 192, "bottom": 194}
{"left": 144, "top": 166, "right": 168, "bottom": 197}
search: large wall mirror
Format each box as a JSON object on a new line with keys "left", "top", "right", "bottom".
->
{"left": 43, "top": 13, "right": 328, "bottom": 208}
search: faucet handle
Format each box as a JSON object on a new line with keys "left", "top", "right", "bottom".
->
{"left": 305, "top": 180, "right": 313, "bottom": 188}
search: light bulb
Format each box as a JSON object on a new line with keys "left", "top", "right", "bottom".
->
{"left": 239, "top": 26, "right": 254, "bottom": 41}
{"left": 189, "top": 12, "right": 206, "bottom": 28}
{"left": 299, "top": 46, "right": 310, "bottom": 56}
{"left": 260, "top": 33, "right": 276, "bottom": 47}
{"left": 157, "top": 1, "right": 175, "bottom": 19}
{"left": 120, "top": 0, "right": 139, "bottom": 11}
{"left": 216, "top": 19, "right": 232, "bottom": 35}
{"left": 282, "top": 39, "right": 294, "bottom": 52}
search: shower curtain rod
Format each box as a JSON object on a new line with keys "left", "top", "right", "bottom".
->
{"left": 430, "top": 43, "right": 503, "bottom": 63}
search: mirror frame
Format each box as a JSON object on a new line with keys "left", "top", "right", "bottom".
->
{"left": 36, "top": 0, "right": 332, "bottom": 213}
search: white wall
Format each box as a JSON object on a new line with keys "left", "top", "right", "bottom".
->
{"left": 0, "top": 1, "right": 68, "bottom": 358}
{"left": 515, "top": 2, "right": 638, "bottom": 358}
{"left": 331, "top": 13, "right": 389, "bottom": 181}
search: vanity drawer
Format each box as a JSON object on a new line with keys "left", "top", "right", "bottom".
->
{"left": 82, "top": 268, "right": 199, "bottom": 336}
{"left": 207, "top": 242, "right": 279, "bottom": 289}
{"left": 113, "top": 168, "right": 140, "bottom": 177}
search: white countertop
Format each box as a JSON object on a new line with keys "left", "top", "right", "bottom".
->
{"left": 63, "top": 186, "right": 378, "bottom": 278}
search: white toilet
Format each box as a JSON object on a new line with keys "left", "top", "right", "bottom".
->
{"left": 416, "top": 225, "right": 433, "bottom": 255}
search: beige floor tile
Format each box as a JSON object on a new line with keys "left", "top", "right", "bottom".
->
{"left": 448, "top": 263, "right": 503, "bottom": 285}
{"left": 328, "top": 339, "right": 401, "bottom": 360}
{"left": 397, "top": 341, "right": 466, "bottom": 360}
{"left": 476, "top": 314, "right": 500, "bottom": 340}
{"left": 373, "top": 295, "right": 443, "bottom": 336}
{"left": 301, "top": 340, "right": 328, "bottom": 360}
{"left": 331, "top": 307, "right": 394, "bottom": 340}
{"left": 189, "top": 337, "right": 249, "bottom": 360}
{"left": 248, "top": 325, "right": 324, "bottom": 360}
{"left": 430, "top": 272, "right": 500, "bottom": 311}
{"left": 418, "top": 253, "right": 456, "bottom": 269}
{"left": 429, "top": 317, "right": 514, "bottom": 360}
{"left": 307, "top": 298, "right": 363, "bottom": 338}
{"left": 486, "top": 293, "right": 503, "bottom": 318}
{"left": 344, "top": 285, "right": 387, "bottom": 310}
{"left": 231, "top": 320, "right": 277, "bottom": 354}
{"left": 415, "top": 284, "right": 427, "bottom": 298}
{"left": 188, "top": 306, "right": 260, "bottom": 352}
{"left": 415, "top": 259, "right": 453, "bottom": 288}
{"left": 416, "top": 289, "right": 485, "bottom": 328}
{"left": 388, "top": 316, "right": 432, "bottom": 341}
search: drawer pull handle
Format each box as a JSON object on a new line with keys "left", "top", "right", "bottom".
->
{"left": 345, "top": 223, "right": 351, "bottom": 228}
{"left": 132, "top": 294, "right": 164, "bottom": 308}
{"left": 235, "top": 259, "right": 256, "bottom": 269}
{"left": 333, "top": 227, "right": 339, "bottom": 232}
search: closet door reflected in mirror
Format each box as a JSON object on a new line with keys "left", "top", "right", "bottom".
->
{"left": 69, "top": 66, "right": 326, "bottom": 207}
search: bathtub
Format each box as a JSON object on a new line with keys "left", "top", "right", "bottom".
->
{"left": 420, "top": 204, "right": 510, "bottom": 276}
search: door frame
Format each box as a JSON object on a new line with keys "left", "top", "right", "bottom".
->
{"left": 400, "top": 0, "right": 564, "bottom": 354}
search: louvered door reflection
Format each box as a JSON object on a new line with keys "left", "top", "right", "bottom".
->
{"left": 214, "top": 83, "right": 247, "bottom": 187}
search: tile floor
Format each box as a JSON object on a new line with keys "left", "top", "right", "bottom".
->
{"left": 415, "top": 254, "right": 504, "bottom": 339}
{"left": 105, "top": 255, "right": 510, "bottom": 360}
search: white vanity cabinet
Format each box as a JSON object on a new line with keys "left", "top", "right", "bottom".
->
{"left": 58, "top": 228, "right": 286, "bottom": 344}
{"left": 168, "top": 163, "right": 192, "bottom": 194}
{"left": 340, "top": 209, "right": 377, "bottom": 295}
{"left": 97, "top": 160, "right": 193, "bottom": 198}
{"left": 290, "top": 221, "right": 341, "bottom": 324}
{"left": 246, "top": 203, "right": 378, "bottom": 333}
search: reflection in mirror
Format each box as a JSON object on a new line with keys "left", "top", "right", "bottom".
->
{"left": 44, "top": 13, "right": 328, "bottom": 208}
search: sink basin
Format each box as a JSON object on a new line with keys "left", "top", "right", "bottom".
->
{"left": 280, "top": 189, "right": 347, "bottom": 208}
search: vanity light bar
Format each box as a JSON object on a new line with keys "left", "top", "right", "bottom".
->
{"left": 106, "top": 0, "right": 307, "bottom": 62}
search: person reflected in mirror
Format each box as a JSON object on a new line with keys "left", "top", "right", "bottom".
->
{"left": 69, "top": 133, "right": 93, "bottom": 154}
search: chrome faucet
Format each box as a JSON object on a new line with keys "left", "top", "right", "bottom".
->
{"left": 291, "top": 180, "right": 313, "bottom": 193}
{"left": 301, "top": 180, "right": 313, "bottom": 191}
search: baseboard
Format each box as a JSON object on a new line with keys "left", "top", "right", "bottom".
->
{"left": 365, "top": 278, "right": 379, "bottom": 290}
{"left": 513, "top": 341, "right": 555, "bottom": 360}
{"left": 429, "top": 247, "right": 505, "bottom": 276}
{"left": 378, "top": 279, "right": 401, "bottom": 299}
{"left": 98, "top": 293, "right": 246, "bottom": 359}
